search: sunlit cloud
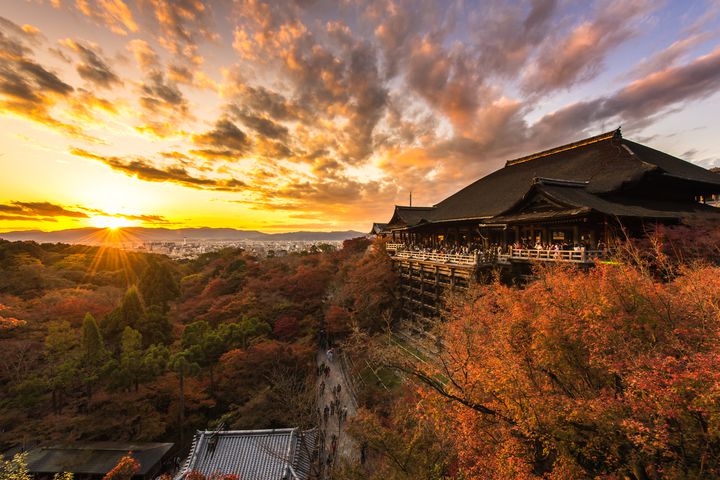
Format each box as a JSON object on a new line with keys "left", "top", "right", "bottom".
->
{"left": 1, "top": 1, "right": 720, "bottom": 232}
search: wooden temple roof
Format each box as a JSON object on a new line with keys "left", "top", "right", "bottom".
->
{"left": 379, "top": 129, "right": 720, "bottom": 229}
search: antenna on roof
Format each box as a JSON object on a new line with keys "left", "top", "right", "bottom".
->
{"left": 409, "top": 191, "right": 412, "bottom": 207}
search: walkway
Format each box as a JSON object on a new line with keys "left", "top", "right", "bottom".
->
{"left": 316, "top": 348, "right": 359, "bottom": 478}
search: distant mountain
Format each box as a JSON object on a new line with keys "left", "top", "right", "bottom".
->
{"left": 0, "top": 227, "right": 365, "bottom": 245}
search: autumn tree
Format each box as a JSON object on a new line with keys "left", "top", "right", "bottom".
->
{"left": 103, "top": 454, "right": 139, "bottom": 480}
{"left": 341, "top": 399, "right": 456, "bottom": 480}
{"left": 0, "top": 453, "right": 31, "bottom": 480}
{"left": 388, "top": 263, "right": 720, "bottom": 479}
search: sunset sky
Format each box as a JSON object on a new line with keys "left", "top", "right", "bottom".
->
{"left": 1, "top": 0, "right": 720, "bottom": 232}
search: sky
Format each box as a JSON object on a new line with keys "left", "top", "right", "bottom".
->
{"left": 1, "top": 0, "right": 720, "bottom": 233}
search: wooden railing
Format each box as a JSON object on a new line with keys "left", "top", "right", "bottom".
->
{"left": 388, "top": 244, "right": 605, "bottom": 266}
{"left": 393, "top": 250, "right": 477, "bottom": 266}
{"left": 503, "top": 248, "right": 604, "bottom": 263}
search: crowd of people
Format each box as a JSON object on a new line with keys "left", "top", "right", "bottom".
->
{"left": 318, "top": 349, "right": 352, "bottom": 472}
{"left": 392, "top": 238, "right": 607, "bottom": 260}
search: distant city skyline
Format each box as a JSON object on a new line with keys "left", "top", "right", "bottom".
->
{"left": 1, "top": 0, "right": 720, "bottom": 233}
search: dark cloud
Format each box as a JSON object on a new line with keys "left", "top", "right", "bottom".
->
{"left": 141, "top": 71, "right": 185, "bottom": 107}
{"left": 0, "top": 16, "right": 44, "bottom": 44}
{"left": 0, "top": 214, "right": 57, "bottom": 222}
{"left": 0, "top": 201, "right": 88, "bottom": 218}
{"left": 70, "top": 147, "right": 246, "bottom": 192}
{"left": 80, "top": 206, "right": 170, "bottom": 224}
{"left": 0, "top": 28, "right": 94, "bottom": 138}
{"left": 233, "top": 85, "right": 297, "bottom": 121}
{"left": 192, "top": 119, "right": 250, "bottom": 154}
{"left": 62, "top": 39, "right": 121, "bottom": 88}
{"left": 229, "top": 106, "right": 289, "bottom": 140}
{"left": 0, "top": 200, "right": 169, "bottom": 224}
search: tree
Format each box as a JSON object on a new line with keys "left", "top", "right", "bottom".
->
{"left": 388, "top": 263, "right": 720, "bottom": 479}
{"left": 136, "top": 305, "right": 172, "bottom": 347}
{"left": 81, "top": 312, "right": 108, "bottom": 400}
{"left": 0, "top": 453, "right": 31, "bottom": 480}
{"left": 103, "top": 287, "right": 145, "bottom": 345}
{"left": 182, "top": 321, "right": 226, "bottom": 395}
{"left": 218, "top": 316, "right": 271, "bottom": 350}
{"left": 143, "top": 344, "right": 169, "bottom": 380}
{"left": 139, "top": 258, "right": 179, "bottom": 312}
{"left": 118, "top": 327, "right": 144, "bottom": 391}
{"left": 103, "top": 454, "right": 139, "bottom": 480}
{"left": 44, "top": 321, "right": 80, "bottom": 414}
{"left": 169, "top": 351, "right": 200, "bottom": 445}
{"left": 82, "top": 313, "right": 107, "bottom": 361}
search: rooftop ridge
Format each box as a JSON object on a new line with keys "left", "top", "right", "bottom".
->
{"left": 533, "top": 177, "right": 590, "bottom": 187}
{"left": 196, "top": 428, "right": 298, "bottom": 435}
{"left": 505, "top": 128, "right": 621, "bottom": 167}
{"left": 394, "top": 205, "right": 434, "bottom": 210}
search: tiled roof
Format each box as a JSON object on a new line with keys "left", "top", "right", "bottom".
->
{"left": 178, "top": 429, "right": 317, "bottom": 480}
{"left": 380, "top": 130, "right": 720, "bottom": 227}
{"left": 24, "top": 442, "right": 173, "bottom": 476}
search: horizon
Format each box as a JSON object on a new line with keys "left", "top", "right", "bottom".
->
{"left": 2, "top": 1, "right": 720, "bottom": 232}
{"left": 0, "top": 225, "right": 365, "bottom": 235}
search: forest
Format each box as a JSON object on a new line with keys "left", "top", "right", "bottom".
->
{"left": 2, "top": 223, "right": 720, "bottom": 480}
{"left": 0, "top": 236, "right": 392, "bottom": 450}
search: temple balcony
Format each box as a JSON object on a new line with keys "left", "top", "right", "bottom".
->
{"left": 388, "top": 245, "right": 606, "bottom": 266}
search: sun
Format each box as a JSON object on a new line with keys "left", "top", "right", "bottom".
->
{"left": 89, "top": 215, "right": 136, "bottom": 230}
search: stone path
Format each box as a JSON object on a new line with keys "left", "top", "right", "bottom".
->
{"left": 316, "top": 348, "right": 359, "bottom": 478}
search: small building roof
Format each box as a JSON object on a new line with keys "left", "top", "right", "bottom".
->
{"left": 386, "top": 206, "right": 435, "bottom": 229}
{"left": 178, "top": 429, "right": 316, "bottom": 480}
{"left": 368, "top": 222, "right": 389, "bottom": 235}
{"left": 23, "top": 442, "right": 173, "bottom": 476}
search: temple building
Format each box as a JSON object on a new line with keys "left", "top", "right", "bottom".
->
{"left": 373, "top": 129, "right": 720, "bottom": 321}
{"left": 379, "top": 129, "right": 720, "bottom": 258}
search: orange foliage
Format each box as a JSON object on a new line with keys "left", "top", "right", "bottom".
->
{"left": 412, "top": 263, "right": 720, "bottom": 479}
{"left": 103, "top": 453, "right": 140, "bottom": 480}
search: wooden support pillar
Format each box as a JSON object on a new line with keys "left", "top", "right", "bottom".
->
{"left": 572, "top": 225, "right": 579, "bottom": 244}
